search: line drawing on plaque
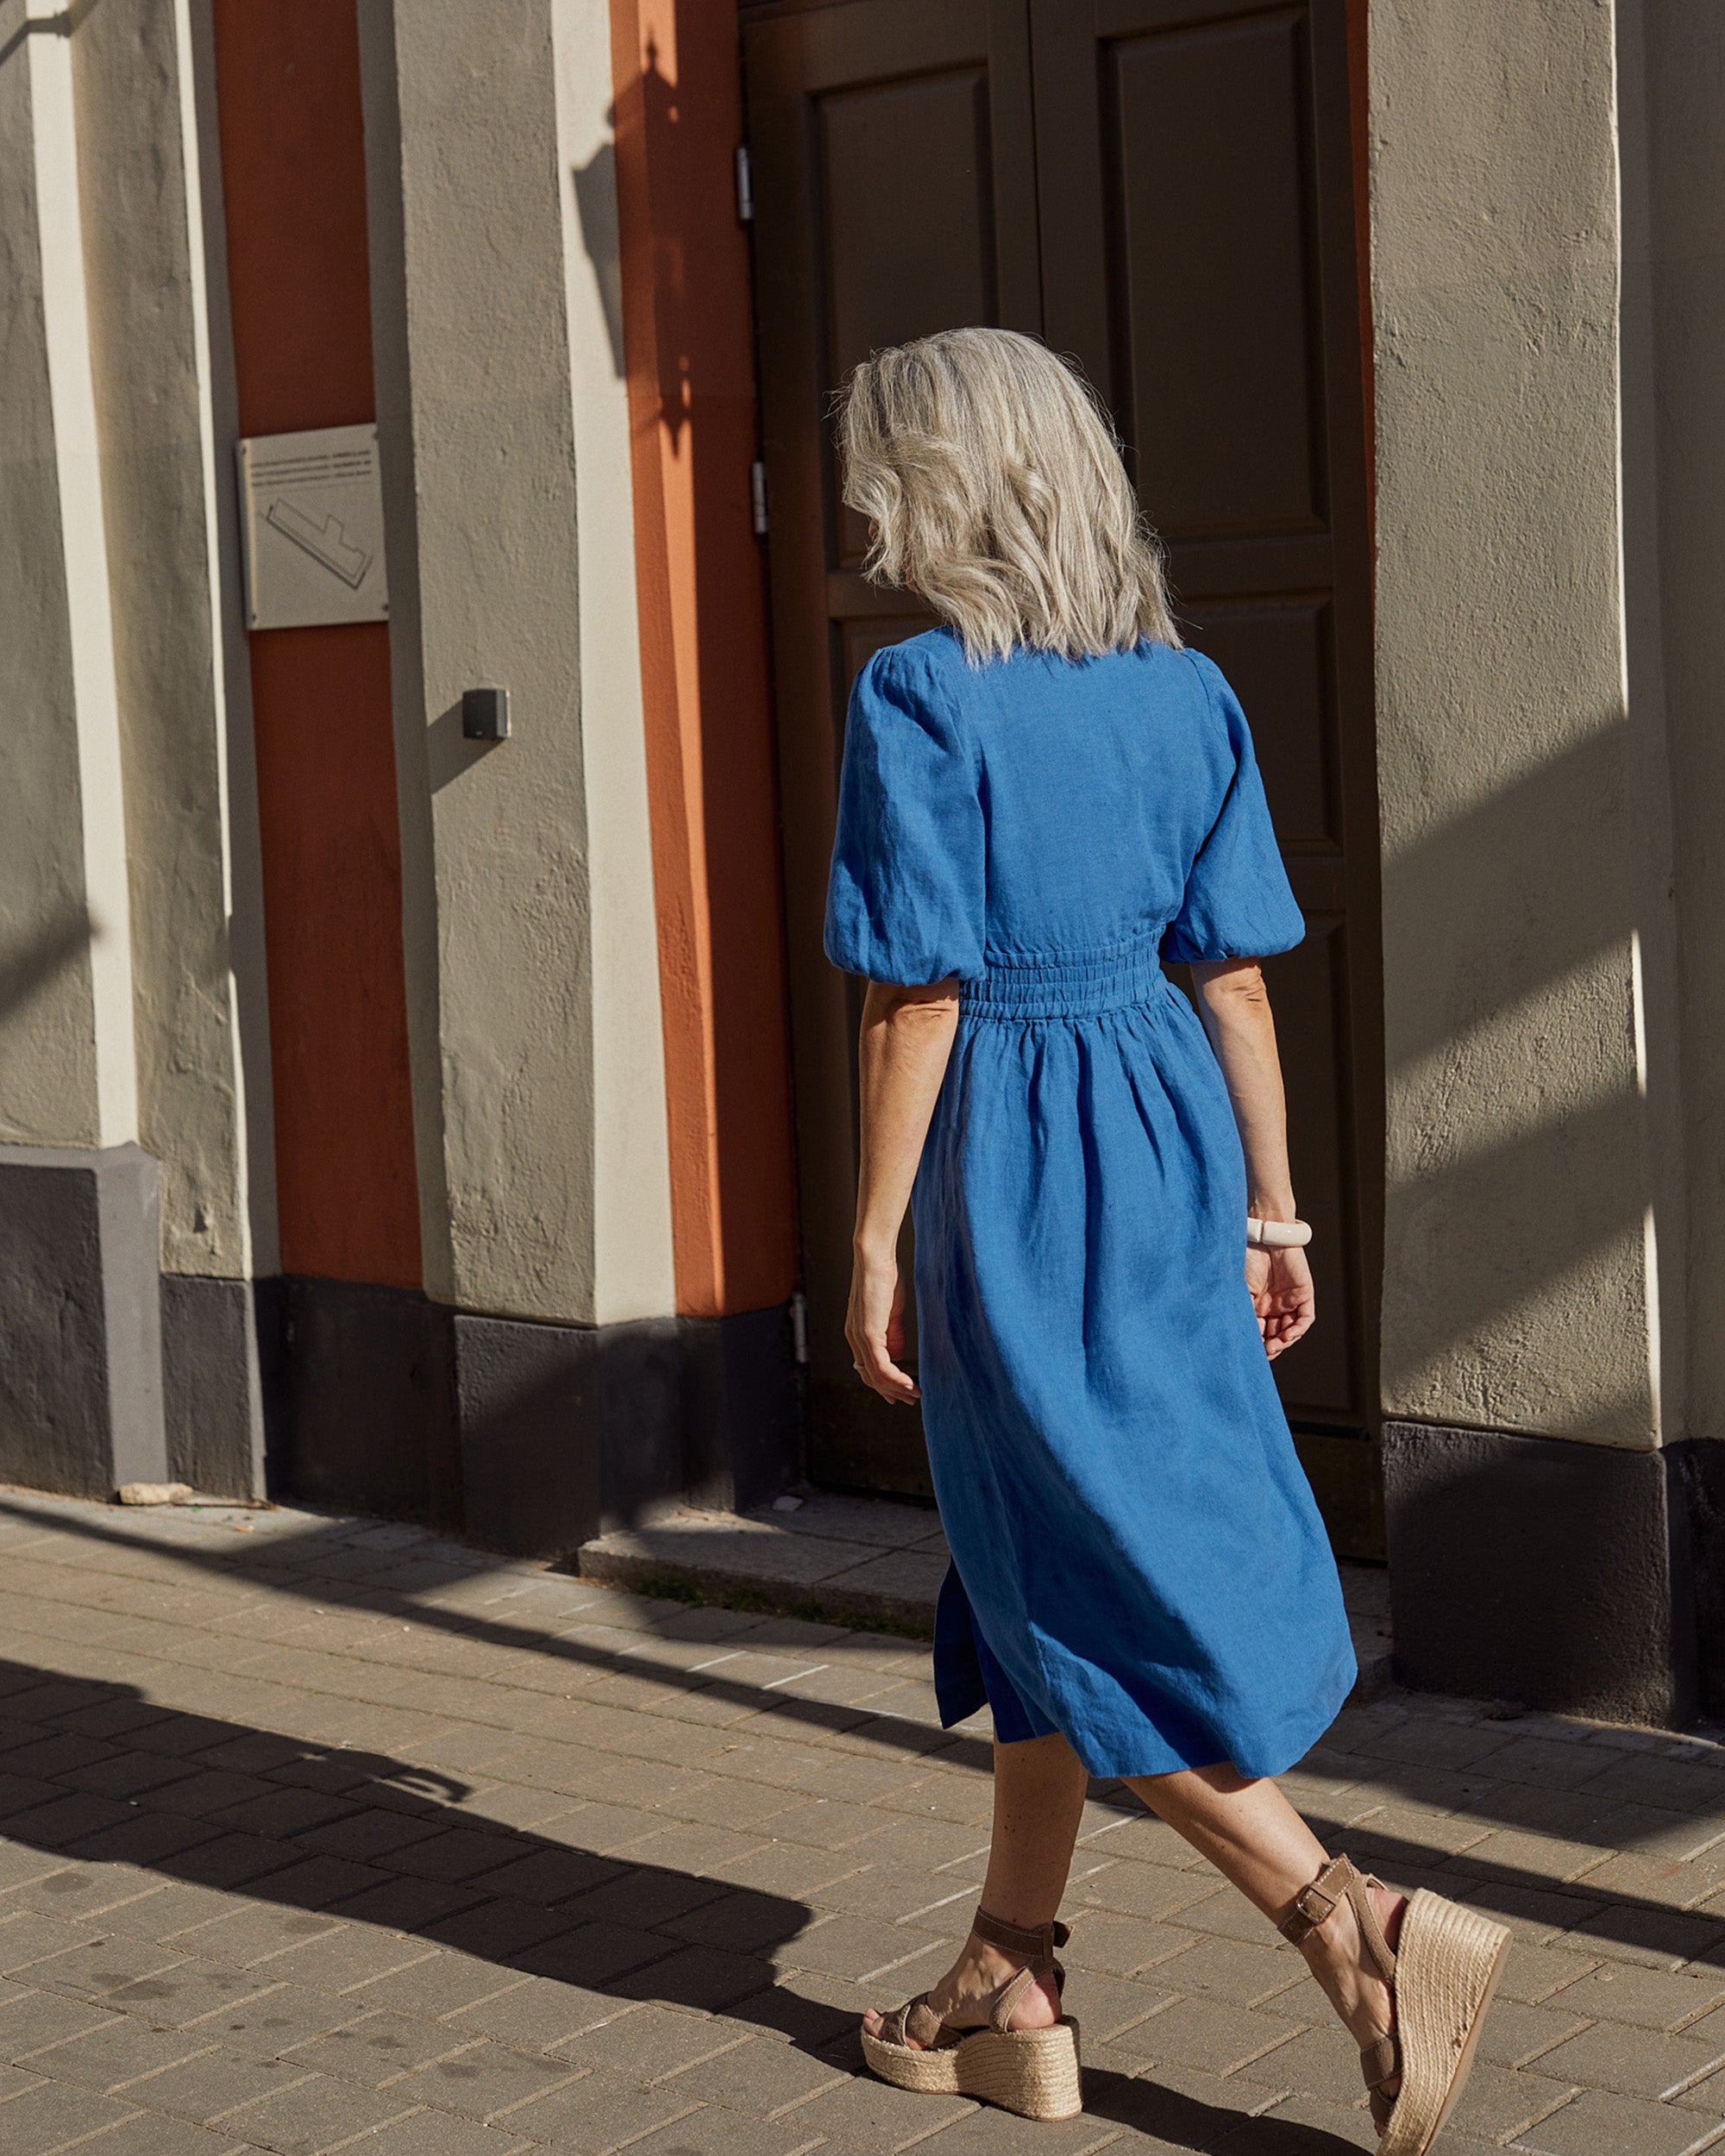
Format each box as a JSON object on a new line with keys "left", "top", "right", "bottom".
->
{"left": 266, "top": 498, "right": 372, "bottom": 588}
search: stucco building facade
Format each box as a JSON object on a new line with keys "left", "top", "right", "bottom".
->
{"left": 0, "top": 0, "right": 1720, "bottom": 1729}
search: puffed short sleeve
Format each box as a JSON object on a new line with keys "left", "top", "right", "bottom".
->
{"left": 824, "top": 645, "right": 987, "bottom": 986}
{"left": 1162, "top": 651, "right": 1307, "bottom": 963}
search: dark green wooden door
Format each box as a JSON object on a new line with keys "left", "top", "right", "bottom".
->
{"left": 742, "top": 0, "right": 1383, "bottom": 1553}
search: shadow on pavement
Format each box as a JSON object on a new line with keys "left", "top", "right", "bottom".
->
{"left": 0, "top": 1652, "right": 1370, "bottom": 2153}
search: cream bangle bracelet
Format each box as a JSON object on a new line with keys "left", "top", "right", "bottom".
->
{"left": 1247, "top": 1217, "right": 1313, "bottom": 1250}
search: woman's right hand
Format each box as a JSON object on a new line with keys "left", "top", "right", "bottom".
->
{"left": 846, "top": 1245, "right": 921, "bottom": 1404}
{"left": 1245, "top": 1244, "right": 1315, "bottom": 1361}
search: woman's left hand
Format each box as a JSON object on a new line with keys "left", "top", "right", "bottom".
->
{"left": 1245, "top": 1244, "right": 1314, "bottom": 1360}
{"left": 846, "top": 1247, "right": 921, "bottom": 1404}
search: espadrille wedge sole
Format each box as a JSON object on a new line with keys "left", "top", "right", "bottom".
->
{"left": 861, "top": 1908, "right": 1082, "bottom": 2122}
{"left": 1377, "top": 1889, "right": 1510, "bottom": 2155}
{"left": 861, "top": 2016, "right": 1083, "bottom": 2120}
{"left": 1280, "top": 1855, "right": 1510, "bottom": 2154}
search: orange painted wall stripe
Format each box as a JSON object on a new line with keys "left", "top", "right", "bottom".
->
{"left": 609, "top": 0, "right": 800, "bottom": 1319}
{"left": 210, "top": 0, "right": 422, "bottom": 1288}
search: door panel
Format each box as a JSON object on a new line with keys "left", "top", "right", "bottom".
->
{"left": 743, "top": 0, "right": 1382, "bottom": 1549}
{"left": 1034, "top": 0, "right": 1383, "bottom": 1545}
{"left": 1107, "top": 12, "right": 1327, "bottom": 537}
{"left": 743, "top": 0, "right": 1040, "bottom": 1495}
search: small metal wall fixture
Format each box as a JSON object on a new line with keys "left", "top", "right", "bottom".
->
{"left": 461, "top": 687, "right": 511, "bottom": 742}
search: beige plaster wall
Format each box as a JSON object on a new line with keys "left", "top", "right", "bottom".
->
{"left": 1371, "top": 0, "right": 1665, "bottom": 1447}
{"left": 0, "top": 4, "right": 137, "bottom": 1152}
{"left": 70, "top": 0, "right": 275, "bottom": 1278}
{"left": 359, "top": 0, "right": 675, "bottom": 1327}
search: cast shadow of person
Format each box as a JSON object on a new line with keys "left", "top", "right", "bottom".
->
{"left": 0, "top": 1655, "right": 1364, "bottom": 2151}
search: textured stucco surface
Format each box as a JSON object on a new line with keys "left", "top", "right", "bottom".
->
{"left": 1371, "top": 0, "right": 1660, "bottom": 1446}
{"left": 0, "top": 5, "right": 135, "bottom": 1152}
{"left": 70, "top": 0, "right": 273, "bottom": 1279}
{"left": 360, "top": 0, "right": 674, "bottom": 1327}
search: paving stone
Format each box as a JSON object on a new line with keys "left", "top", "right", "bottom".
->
{"left": 557, "top": 1869, "right": 729, "bottom": 1933}
{"left": 653, "top": 2032, "right": 844, "bottom": 2116}
{"left": 78, "top": 2112, "right": 256, "bottom": 2156}
{"left": 1511, "top": 2086, "right": 1725, "bottom": 2154}
{"left": 1500, "top": 1940, "right": 1609, "bottom": 2003}
{"left": 1110, "top": 1996, "right": 1302, "bottom": 2075}
{"left": 619, "top": 2106, "right": 837, "bottom": 2156}
{"left": 1149, "top": 1936, "right": 1302, "bottom": 2007}
{"left": 1443, "top": 2061, "right": 1574, "bottom": 2142}
{"left": 24, "top": 1931, "right": 193, "bottom": 2002}
{"left": 450, "top": 1978, "right": 637, "bottom": 2051}
{"left": 283, "top": 2009, "right": 472, "bottom": 2088}
{"left": 1446, "top": 1830, "right": 1622, "bottom": 1886}
{"left": 342, "top": 1952, "right": 526, "bottom": 2023}
{"left": 892, "top": 2103, "right": 1120, "bottom": 2156}
{"left": 120, "top": 2046, "right": 308, "bottom": 2122}
{"left": 1070, "top": 1861, "right": 1223, "bottom": 1922}
{"left": 1227, "top": 2020, "right": 1363, "bottom": 2103}
{"left": 168, "top": 1908, "right": 342, "bottom": 1971}
{"left": 1456, "top": 1880, "right": 1606, "bottom": 1945}
{"left": 0, "top": 1909, "right": 90, "bottom": 1972}
{"left": 769, "top": 2072, "right": 973, "bottom": 2152}
{"left": 613, "top": 1945, "right": 780, "bottom": 2012}
{"left": 1548, "top": 1961, "right": 1725, "bottom": 2030}
{"left": 556, "top": 2005, "right": 742, "bottom": 2084}
{"left": 1231, "top": 2092, "right": 1383, "bottom": 2152}
{"left": 1558, "top": 1904, "right": 1725, "bottom": 1971}
{"left": 1527, "top": 2021, "right": 1725, "bottom": 2101}
{"left": 1080, "top": 2059, "right": 1269, "bottom": 2147}
{"left": 210, "top": 2070, "right": 416, "bottom": 2153}
{"left": 323, "top": 1875, "right": 480, "bottom": 1934}
{"left": 391, "top": 2037, "right": 579, "bottom": 2121}
{"left": 22, "top": 2015, "right": 207, "bottom": 2091}
{"left": 252, "top": 1926, "right": 434, "bottom": 1995}
{"left": 1474, "top": 1997, "right": 1592, "bottom": 2069}
{"left": 0, "top": 2078, "right": 141, "bottom": 2153}
{"left": 496, "top": 2070, "right": 699, "bottom": 2151}
{"left": 182, "top": 1981, "right": 357, "bottom": 2059}
{"left": 1057, "top": 1971, "right": 1173, "bottom": 2040}
{"left": 0, "top": 1984, "right": 121, "bottom": 2060}
{"left": 772, "top": 1915, "right": 933, "bottom": 1986}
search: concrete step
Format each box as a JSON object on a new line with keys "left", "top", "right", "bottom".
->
{"left": 577, "top": 1488, "right": 1396, "bottom": 1702}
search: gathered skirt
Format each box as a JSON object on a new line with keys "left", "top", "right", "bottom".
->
{"left": 913, "top": 943, "right": 1355, "bottom": 1781}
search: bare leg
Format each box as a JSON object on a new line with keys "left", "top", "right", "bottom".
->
{"left": 862, "top": 1733, "right": 1088, "bottom": 2045}
{"left": 1126, "top": 1764, "right": 1403, "bottom": 2094}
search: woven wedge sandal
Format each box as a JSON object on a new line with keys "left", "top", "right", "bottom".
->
{"left": 1281, "top": 1853, "right": 1510, "bottom": 2153}
{"left": 860, "top": 1908, "right": 1082, "bottom": 2122}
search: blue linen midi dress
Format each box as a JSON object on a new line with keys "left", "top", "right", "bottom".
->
{"left": 824, "top": 628, "right": 1356, "bottom": 1781}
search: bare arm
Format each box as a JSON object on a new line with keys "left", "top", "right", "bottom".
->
{"left": 1190, "top": 957, "right": 1314, "bottom": 1360}
{"left": 847, "top": 978, "right": 961, "bottom": 1403}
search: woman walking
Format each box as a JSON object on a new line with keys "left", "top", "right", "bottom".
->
{"left": 824, "top": 329, "right": 1506, "bottom": 2152}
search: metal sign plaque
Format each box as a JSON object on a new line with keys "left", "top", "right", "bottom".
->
{"left": 236, "top": 423, "right": 389, "bottom": 630}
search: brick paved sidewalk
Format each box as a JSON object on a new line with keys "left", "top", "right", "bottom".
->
{"left": 0, "top": 1493, "right": 1722, "bottom": 2156}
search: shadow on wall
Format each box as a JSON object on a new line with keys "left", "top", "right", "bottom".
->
{"left": 0, "top": 908, "right": 96, "bottom": 1036}
{"left": 571, "top": 138, "right": 625, "bottom": 381}
{"left": 1378, "top": 716, "right": 1659, "bottom": 1432}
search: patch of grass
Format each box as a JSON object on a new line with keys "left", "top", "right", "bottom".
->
{"left": 605, "top": 1570, "right": 934, "bottom": 1643}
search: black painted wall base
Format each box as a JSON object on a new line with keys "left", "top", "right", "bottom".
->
{"left": 1383, "top": 1420, "right": 1722, "bottom": 1728}
{"left": 160, "top": 1275, "right": 268, "bottom": 1501}
{"left": 0, "top": 1144, "right": 166, "bottom": 1499}
{"left": 262, "top": 1282, "right": 800, "bottom": 1558}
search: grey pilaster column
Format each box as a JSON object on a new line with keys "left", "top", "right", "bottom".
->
{"left": 1370, "top": 0, "right": 1690, "bottom": 1721}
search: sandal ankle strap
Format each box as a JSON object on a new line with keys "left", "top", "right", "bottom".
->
{"left": 1277, "top": 1854, "right": 1398, "bottom": 1984}
{"left": 972, "top": 1907, "right": 1070, "bottom": 1971}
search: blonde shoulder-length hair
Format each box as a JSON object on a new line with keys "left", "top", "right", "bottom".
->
{"left": 837, "top": 327, "right": 1181, "bottom": 665}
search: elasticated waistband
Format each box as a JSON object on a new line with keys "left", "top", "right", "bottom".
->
{"left": 960, "top": 931, "right": 1171, "bottom": 1020}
